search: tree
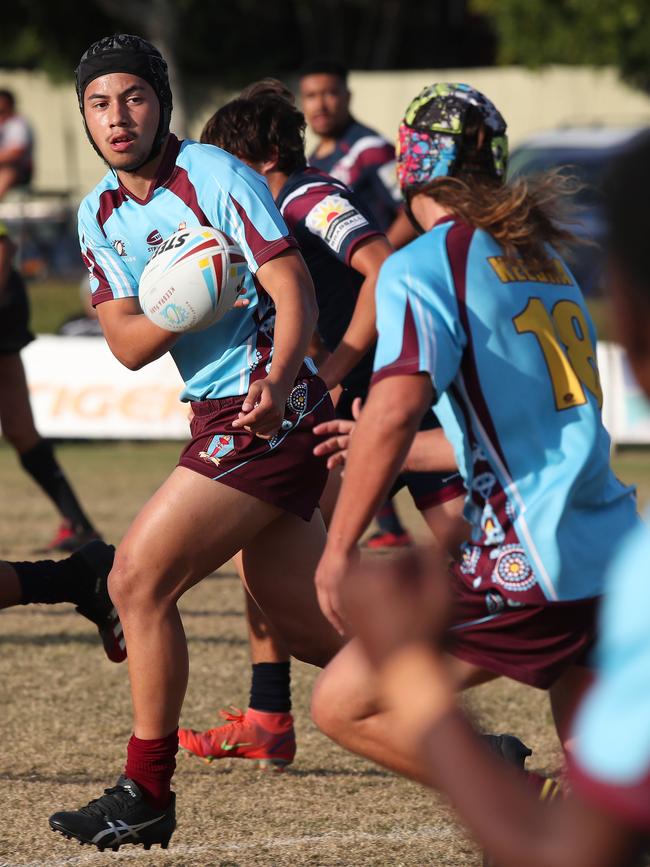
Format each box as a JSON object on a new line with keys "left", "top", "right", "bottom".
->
{"left": 473, "top": 0, "right": 650, "bottom": 92}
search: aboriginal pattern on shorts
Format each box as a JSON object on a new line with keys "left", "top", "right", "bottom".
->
{"left": 178, "top": 373, "right": 333, "bottom": 521}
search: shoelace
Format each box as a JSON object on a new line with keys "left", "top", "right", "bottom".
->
{"left": 79, "top": 785, "right": 135, "bottom": 818}
{"left": 217, "top": 706, "right": 247, "bottom": 725}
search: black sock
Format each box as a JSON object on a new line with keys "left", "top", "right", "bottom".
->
{"left": 249, "top": 662, "right": 291, "bottom": 713}
{"left": 14, "top": 550, "right": 98, "bottom": 606}
{"left": 375, "top": 500, "right": 405, "bottom": 536}
{"left": 19, "top": 440, "right": 94, "bottom": 534}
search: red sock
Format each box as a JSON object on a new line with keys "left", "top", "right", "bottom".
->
{"left": 125, "top": 730, "right": 178, "bottom": 810}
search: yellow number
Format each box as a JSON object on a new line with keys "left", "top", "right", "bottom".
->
{"left": 513, "top": 297, "right": 603, "bottom": 411}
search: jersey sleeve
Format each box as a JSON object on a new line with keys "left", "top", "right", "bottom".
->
{"left": 568, "top": 518, "right": 650, "bottom": 829}
{"left": 371, "top": 246, "right": 465, "bottom": 396}
{"left": 197, "top": 158, "right": 297, "bottom": 273}
{"left": 78, "top": 199, "right": 138, "bottom": 306}
{"left": 284, "top": 182, "right": 383, "bottom": 267}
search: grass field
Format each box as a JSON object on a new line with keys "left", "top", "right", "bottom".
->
{"left": 1, "top": 440, "right": 649, "bottom": 867}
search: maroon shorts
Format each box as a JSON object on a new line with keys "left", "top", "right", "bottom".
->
{"left": 178, "top": 375, "right": 333, "bottom": 521}
{"left": 446, "top": 577, "right": 599, "bottom": 689}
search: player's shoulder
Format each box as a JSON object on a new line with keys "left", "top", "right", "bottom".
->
{"left": 176, "top": 139, "right": 266, "bottom": 189}
{"left": 78, "top": 171, "right": 120, "bottom": 225}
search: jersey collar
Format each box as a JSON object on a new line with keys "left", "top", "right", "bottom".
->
{"left": 116, "top": 133, "right": 182, "bottom": 205}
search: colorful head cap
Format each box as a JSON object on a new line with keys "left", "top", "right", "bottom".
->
{"left": 75, "top": 34, "right": 173, "bottom": 168}
{"left": 396, "top": 82, "right": 508, "bottom": 193}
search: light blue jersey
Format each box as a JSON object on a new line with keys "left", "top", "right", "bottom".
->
{"left": 372, "top": 216, "right": 637, "bottom": 603}
{"left": 78, "top": 135, "right": 308, "bottom": 400}
{"left": 570, "top": 509, "right": 650, "bottom": 828}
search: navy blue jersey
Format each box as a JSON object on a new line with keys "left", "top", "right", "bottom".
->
{"left": 309, "top": 120, "right": 401, "bottom": 232}
{"left": 276, "top": 166, "right": 383, "bottom": 392}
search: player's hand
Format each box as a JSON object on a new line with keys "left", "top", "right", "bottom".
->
{"left": 233, "top": 378, "right": 287, "bottom": 438}
{"left": 314, "top": 544, "right": 360, "bottom": 636}
{"left": 232, "top": 283, "right": 250, "bottom": 309}
{"left": 313, "top": 397, "right": 362, "bottom": 469}
{"left": 343, "top": 547, "right": 450, "bottom": 669}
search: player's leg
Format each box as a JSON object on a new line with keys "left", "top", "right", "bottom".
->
{"left": 311, "top": 638, "right": 498, "bottom": 782}
{"left": 50, "top": 469, "right": 286, "bottom": 849}
{"left": 0, "top": 541, "right": 124, "bottom": 662}
{"left": 0, "top": 352, "right": 99, "bottom": 550}
{"left": 179, "top": 557, "right": 297, "bottom": 769}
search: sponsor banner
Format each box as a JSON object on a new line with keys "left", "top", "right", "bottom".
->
{"left": 602, "top": 341, "right": 650, "bottom": 445}
{"left": 20, "top": 335, "right": 189, "bottom": 439}
{"left": 13, "top": 336, "right": 650, "bottom": 444}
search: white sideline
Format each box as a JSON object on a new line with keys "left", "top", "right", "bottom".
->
{"left": 1, "top": 823, "right": 456, "bottom": 866}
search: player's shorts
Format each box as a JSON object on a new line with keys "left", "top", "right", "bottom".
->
{"left": 336, "top": 389, "right": 465, "bottom": 510}
{"left": 446, "top": 573, "right": 598, "bottom": 689}
{"left": 0, "top": 270, "right": 35, "bottom": 354}
{"left": 179, "top": 374, "right": 333, "bottom": 521}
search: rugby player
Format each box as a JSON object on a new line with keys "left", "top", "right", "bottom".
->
{"left": 0, "top": 220, "right": 100, "bottom": 552}
{"left": 0, "top": 540, "right": 124, "bottom": 662}
{"left": 340, "top": 129, "right": 650, "bottom": 867}
{"left": 300, "top": 58, "right": 417, "bottom": 547}
{"left": 47, "top": 35, "right": 341, "bottom": 851}
{"left": 310, "top": 84, "right": 638, "bottom": 791}
{"left": 179, "top": 90, "right": 465, "bottom": 764}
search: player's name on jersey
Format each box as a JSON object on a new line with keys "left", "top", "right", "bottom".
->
{"left": 488, "top": 256, "right": 573, "bottom": 286}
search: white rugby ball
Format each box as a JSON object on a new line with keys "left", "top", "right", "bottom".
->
{"left": 139, "top": 227, "right": 248, "bottom": 332}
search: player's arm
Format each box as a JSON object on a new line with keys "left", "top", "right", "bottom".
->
{"left": 233, "top": 248, "right": 318, "bottom": 436}
{"left": 345, "top": 553, "right": 639, "bottom": 867}
{"left": 314, "top": 417, "right": 457, "bottom": 474}
{"left": 317, "top": 235, "right": 392, "bottom": 390}
{"left": 96, "top": 297, "right": 178, "bottom": 369}
{"left": 386, "top": 209, "right": 417, "bottom": 249}
{"left": 314, "top": 372, "right": 434, "bottom": 633}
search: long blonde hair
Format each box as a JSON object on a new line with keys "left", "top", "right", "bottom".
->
{"left": 414, "top": 170, "right": 583, "bottom": 270}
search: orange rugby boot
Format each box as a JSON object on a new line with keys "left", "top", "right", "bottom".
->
{"left": 179, "top": 707, "right": 296, "bottom": 771}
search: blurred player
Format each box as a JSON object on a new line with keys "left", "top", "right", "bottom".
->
{"left": 310, "top": 84, "right": 639, "bottom": 792}
{"left": 346, "top": 128, "right": 650, "bottom": 866}
{"left": 300, "top": 58, "right": 417, "bottom": 547}
{"left": 0, "top": 220, "right": 101, "bottom": 551}
{"left": 180, "top": 90, "right": 466, "bottom": 765}
{"left": 0, "top": 539, "right": 124, "bottom": 662}
{"left": 47, "top": 35, "right": 341, "bottom": 851}
{"left": 0, "top": 89, "right": 33, "bottom": 200}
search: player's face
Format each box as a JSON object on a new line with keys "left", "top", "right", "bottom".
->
{"left": 83, "top": 73, "right": 160, "bottom": 173}
{"left": 300, "top": 74, "right": 350, "bottom": 137}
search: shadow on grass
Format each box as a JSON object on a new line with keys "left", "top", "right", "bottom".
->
{"left": 286, "top": 766, "right": 391, "bottom": 779}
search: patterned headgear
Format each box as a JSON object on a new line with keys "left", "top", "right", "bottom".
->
{"left": 75, "top": 34, "right": 173, "bottom": 169}
{"left": 396, "top": 83, "right": 508, "bottom": 193}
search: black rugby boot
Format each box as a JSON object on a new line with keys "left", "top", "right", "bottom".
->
{"left": 49, "top": 776, "right": 175, "bottom": 851}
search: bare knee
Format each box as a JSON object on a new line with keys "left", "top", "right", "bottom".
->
{"left": 108, "top": 547, "right": 178, "bottom": 616}
{"left": 311, "top": 666, "right": 355, "bottom": 741}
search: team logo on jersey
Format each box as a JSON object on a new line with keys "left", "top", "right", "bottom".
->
{"left": 472, "top": 472, "right": 496, "bottom": 500}
{"left": 305, "top": 194, "right": 369, "bottom": 253}
{"left": 287, "top": 381, "right": 308, "bottom": 414}
{"left": 146, "top": 229, "right": 164, "bottom": 253}
{"left": 485, "top": 590, "right": 506, "bottom": 614}
{"left": 112, "top": 239, "right": 127, "bottom": 257}
{"left": 490, "top": 544, "right": 536, "bottom": 592}
{"left": 199, "top": 434, "right": 235, "bottom": 466}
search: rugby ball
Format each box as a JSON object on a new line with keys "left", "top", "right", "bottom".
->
{"left": 139, "top": 227, "right": 248, "bottom": 332}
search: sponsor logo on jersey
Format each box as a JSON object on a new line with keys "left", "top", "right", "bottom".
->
{"left": 488, "top": 256, "right": 573, "bottom": 286}
{"left": 147, "top": 229, "right": 163, "bottom": 246}
{"left": 306, "top": 194, "right": 368, "bottom": 253}
{"left": 112, "top": 239, "right": 127, "bottom": 256}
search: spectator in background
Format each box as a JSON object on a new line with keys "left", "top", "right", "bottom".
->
{"left": 0, "top": 89, "right": 33, "bottom": 201}
{"left": 300, "top": 58, "right": 417, "bottom": 548}
{"left": 0, "top": 220, "right": 101, "bottom": 551}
